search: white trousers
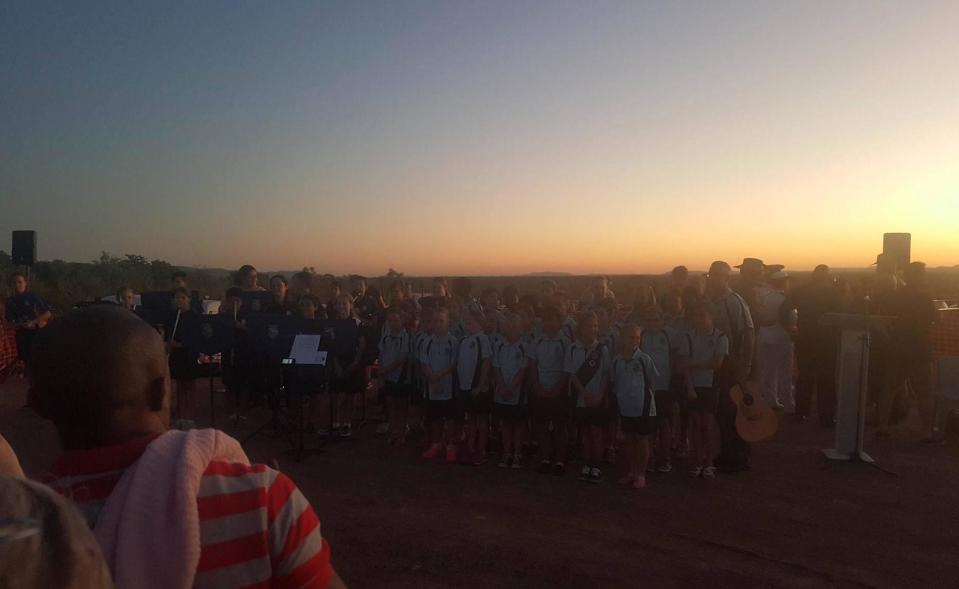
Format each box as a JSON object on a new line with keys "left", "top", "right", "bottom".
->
{"left": 757, "top": 340, "right": 795, "bottom": 410}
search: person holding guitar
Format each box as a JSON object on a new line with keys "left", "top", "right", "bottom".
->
{"left": 5, "top": 272, "right": 52, "bottom": 363}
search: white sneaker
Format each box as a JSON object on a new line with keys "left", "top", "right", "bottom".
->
{"left": 578, "top": 465, "right": 591, "bottom": 481}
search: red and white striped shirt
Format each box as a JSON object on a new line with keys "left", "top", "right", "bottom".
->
{"left": 45, "top": 434, "right": 333, "bottom": 588}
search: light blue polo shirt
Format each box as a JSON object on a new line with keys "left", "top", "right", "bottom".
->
{"left": 527, "top": 333, "right": 570, "bottom": 390}
{"left": 610, "top": 350, "right": 659, "bottom": 418}
{"left": 493, "top": 339, "right": 528, "bottom": 406}
{"left": 456, "top": 332, "right": 492, "bottom": 392}
{"left": 419, "top": 333, "right": 459, "bottom": 400}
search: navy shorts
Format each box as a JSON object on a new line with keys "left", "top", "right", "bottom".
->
{"left": 529, "top": 395, "right": 570, "bottom": 424}
{"left": 383, "top": 380, "right": 412, "bottom": 398}
{"left": 654, "top": 390, "right": 679, "bottom": 419}
{"left": 620, "top": 416, "right": 657, "bottom": 435}
{"left": 458, "top": 389, "right": 492, "bottom": 415}
{"left": 493, "top": 403, "right": 527, "bottom": 421}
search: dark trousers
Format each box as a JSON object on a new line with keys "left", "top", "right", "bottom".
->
{"left": 795, "top": 335, "right": 837, "bottom": 425}
{"left": 716, "top": 360, "right": 750, "bottom": 470}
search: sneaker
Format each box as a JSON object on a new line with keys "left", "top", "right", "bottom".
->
{"left": 339, "top": 423, "right": 352, "bottom": 438}
{"left": 689, "top": 466, "right": 703, "bottom": 478}
{"left": 551, "top": 462, "right": 566, "bottom": 476}
{"left": 578, "top": 465, "right": 591, "bottom": 481}
{"left": 702, "top": 466, "right": 717, "bottom": 480}
{"left": 632, "top": 476, "right": 647, "bottom": 490}
{"left": 511, "top": 455, "right": 522, "bottom": 469}
{"left": 376, "top": 423, "right": 390, "bottom": 435}
{"left": 422, "top": 444, "right": 443, "bottom": 459}
{"left": 498, "top": 454, "right": 512, "bottom": 468}
{"left": 589, "top": 467, "right": 604, "bottom": 484}
{"left": 657, "top": 462, "right": 673, "bottom": 473}
{"left": 446, "top": 445, "right": 458, "bottom": 463}
{"left": 538, "top": 460, "right": 552, "bottom": 474}
{"left": 472, "top": 451, "right": 488, "bottom": 466}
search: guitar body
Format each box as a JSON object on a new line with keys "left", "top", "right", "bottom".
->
{"left": 730, "top": 382, "right": 778, "bottom": 442}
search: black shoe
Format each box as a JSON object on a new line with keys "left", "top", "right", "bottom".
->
{"left": 552, "top": 462, "right": 566, "bottom": 476}
{"left": 537, "top": 460, "right": 552, "bottom": 474}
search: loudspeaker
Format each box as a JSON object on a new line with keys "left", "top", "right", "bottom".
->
{"left": 12, "top": 230, "right": 37, "bottom": 266}
{"left": 882, "top": 233, "right": 911, "bottom": 271}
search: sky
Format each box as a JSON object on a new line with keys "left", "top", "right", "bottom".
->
{"left": 2, "top": 1, "right": 957, "bottom": 275}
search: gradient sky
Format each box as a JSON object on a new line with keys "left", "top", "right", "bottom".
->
{"left": 2, "top": 1, "right": 957, "bottom": 275}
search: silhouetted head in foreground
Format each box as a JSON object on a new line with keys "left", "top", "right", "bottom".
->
{"left": 30, "top": 305, "right": 171, "bottom": 450}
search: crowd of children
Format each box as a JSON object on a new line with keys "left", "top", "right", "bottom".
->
{"left": 343, "top": 274, "right": 733, "bottom": 489}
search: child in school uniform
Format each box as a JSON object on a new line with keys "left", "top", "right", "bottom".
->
{"left": 379, "top": 307, "right": 412, "bottom": 445}
{"left": 407, "top": 307, "right": 432, "bottom": 440}
{"left": 331, "top": 294, "right": 367, "bottom": 438}
{"left": 420, "top": 308, "right": 460, "bottom": 462}
{"left": 595, "top": 299, "right": 620, "bottom": 464}
{"left": 565, "top": 311, "right": 612, "bottom": 483}
{"left": 455, "top": 311, "right": 493, "bottom": 464}
{"left": 492, "top": 313, "right": 529, "bottom": 469}
{"left": 610, "top": 323, "right": 659, "bottom": 489}
{"left": 684, "top": 304, "right": 729, "bottom": 480}
{"left": 528, "top": 306, "right": 571, "bottom": 475}
{"left": 641, "top": 307, "right": 684, "bottom": 473}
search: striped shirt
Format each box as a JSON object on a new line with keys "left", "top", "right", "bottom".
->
{"left": 45, "top": 434, "right": 333, "bottom": 589}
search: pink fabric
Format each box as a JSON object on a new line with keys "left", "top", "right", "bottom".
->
{"left": 93, "top": 429, "right": 250, "bottom": 589}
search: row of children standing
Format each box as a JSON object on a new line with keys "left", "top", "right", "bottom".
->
{"left": 374, "top": 277, "right": 731, "bottom": 488}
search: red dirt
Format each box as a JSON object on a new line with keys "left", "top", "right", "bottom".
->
{"left": 2, "top": 378, "right": 957, "bottom": 588}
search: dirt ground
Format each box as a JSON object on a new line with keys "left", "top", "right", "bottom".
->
{"left": 3, "top": 377, "right": 958, "bottom": 589}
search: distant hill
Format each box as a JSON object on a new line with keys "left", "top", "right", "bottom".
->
{"left": 526, "top": 272, "right": 573, "bottom": 277}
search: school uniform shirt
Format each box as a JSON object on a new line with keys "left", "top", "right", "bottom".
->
{"left": 640, "top": 327, "right": 681, "bottom": 392}
{"left": 686, "top": 328, "right": 730, "bottom": 388}
{"left": 564, "top": 340, "right": 611, "bottom": 408}
{"left": 450, "top": 319, "right": 467, "bottom": 341}
{"left": 527, "top": 333, "right": 569, "bottom": 391}
{"left": 456, "top": 332, "right": 492, "bottom": 391}
{"left": 664, "top": 314, "right": 692, "bottom": 337}
{"left": 610, "top": 350, "right": 659, "bottom": 418}
{"left": 419, "top": 333, "right": 458, "bottom": 401}
{"left": 378, "top": 326, "right": 411, "bottom": 383}
{"left": 492, "top": 339, "right": 528, "bottom": 406}
{"left": 5, "top": 292, "right": 50, "bottom": 324}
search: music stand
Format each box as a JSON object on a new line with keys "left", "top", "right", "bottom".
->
{"left": 187, "top": 314, "right": 236, "bottom": 426}
{"left": 138, "top": 290, "right": 175, "bottom": 330}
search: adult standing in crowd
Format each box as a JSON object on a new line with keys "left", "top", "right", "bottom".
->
{"left": 6, "top": 272, "right": 52, "bottom": 363}
{"left": 879, "top": 262, "right": 938, "bottom": 441}
{"left": 705, "top": 261, "right": 755, "bottom": 473}
{"left": 236, "top": 264, "right": 266, "bottom": 291}
{"left": 780, "top": 265, "right": 844, "bottom": 426}
{"left": 31, "top": 305, "right": 347, "bottom": 589}
{"left": 755, "top": 270, "right": 794, "bottom": 411}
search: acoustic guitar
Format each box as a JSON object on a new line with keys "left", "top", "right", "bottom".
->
{"left": 729, "top": 382, "right": 778, "bottom": 442}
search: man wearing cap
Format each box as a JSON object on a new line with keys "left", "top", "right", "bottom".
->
{"left": 780, "top": 265, "right": 844, "bottom": 426}
{"left": 705, "top": 261, "right": 755, "bottom": 472}
{"left": 755, "top": 269, "right": 794, "bottom": 411}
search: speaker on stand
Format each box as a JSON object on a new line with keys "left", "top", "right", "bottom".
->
{"left": 11, "top": 230, "right": 37, "bottom": 279}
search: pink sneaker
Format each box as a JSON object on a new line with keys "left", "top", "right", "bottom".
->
{"left": 446, "top": 445, "right": 458, "bottom": 463}
{"left": 422, "top": 444, "right": 442, "bottom": 459}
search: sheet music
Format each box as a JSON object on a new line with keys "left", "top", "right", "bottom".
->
{"left": 289, "top": 334, "right": 327, "bottom": 365}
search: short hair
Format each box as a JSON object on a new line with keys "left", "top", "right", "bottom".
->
{"left": 116, "top": 286, "right": 133, "bottom": 298}
{"left": 480, "top": 287, "right": 499, "bottom": 300}
{"left": 671, "top": 265, "right": 689, "bottom": 278}
{"left": 349, "top": 274, "right": 367, "bottom": 284}
{"left": 270, "top": 274, "right": 288, "bottom": 286}
{"left": 575, "top": 310, "right": 597, "bottom": 329}
{"left": 171, "top": 270, "right": 187, "bottom": 281}
{"left": 292, "top": 271, "right": 312, "bottom": 284}
{"left": 514, "top": 303, "right": 535, "bottom": 320}
{"left": 225, "top": 287, "right": 243, "bottom": 299}
{"left": 9, "top": 271, "right": 27, "bottom": 284}
{"left": 432, "top": 307, "right": 450, "bottom": 319}
{"left": 619, "top": 322, "right": 641, "bottom": 336}
{"left": 237, "top": 265, "right": 256, "bottom": 276}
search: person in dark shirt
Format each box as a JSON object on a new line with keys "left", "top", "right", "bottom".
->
{"left": 5, "top": 272, "right": 52, "bottom": 362}
{"left": 879, "top": 262, "right": 937, "bottom": 440}
{"left": 779, "top": 265, "right": 845, "bottom": 426}
{"left": 267, "top": 275, "right": 295, "bottom": 315}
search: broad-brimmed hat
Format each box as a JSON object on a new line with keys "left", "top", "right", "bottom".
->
{"left": 734, "top": 257, "right": 764, "bottom": 270}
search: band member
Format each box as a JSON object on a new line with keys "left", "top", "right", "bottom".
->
{"left": 116, "top": 286, "right": 136, "bottom": 311}
{"left": 6, "top": 272, "right": 52, "bottom": 362}
{"left": 705, "top": 261, "right": 754, "bottom": 473}
{"left": 236, "top": 265, "right": 265, "bottom": 291}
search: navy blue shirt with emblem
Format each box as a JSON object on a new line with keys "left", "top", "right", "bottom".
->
{"left": 6, "top": 292, "right": 50, "bottom": 325}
